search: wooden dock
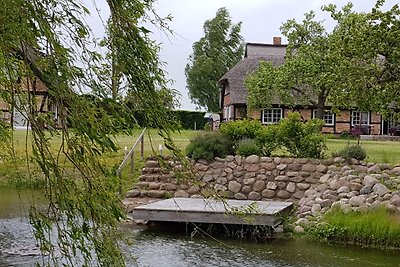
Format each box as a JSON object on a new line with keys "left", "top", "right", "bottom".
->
{"left": 129, "top": 198, "right": 293, "bottom": 227}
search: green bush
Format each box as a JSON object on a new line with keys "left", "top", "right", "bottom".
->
{"left": 335, "top": 145, "right": 367, "bottom": 161}
{"left": 186, "top": 132, "right": 233, "bottom": 161}
{"left": 220, "top": 119, "right": 277, "bottom": 156}
{"left": 255, "top": 124, "right": 281, "bottom": 156}
{"left": 278, "top": 112, "right": 326, "bottom": 158}
{"left": 129, "top": 110, "right": 207, "bottom": 130}
{"left": 235, "top": 139, "right": 262, "bottom": 157}
{"left": 173, "top": 110, "right": 207, "bottom": 130}
{"left": 219, "top": 113, "right": 326, "bottom": 158}
{"left": 340, "top": 130, "right": 352, "bottom": 139}
{"left": 220, "top": 119, "right": 263, "bottom": 142}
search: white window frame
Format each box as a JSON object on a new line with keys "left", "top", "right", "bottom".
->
{"left": 313, "top": 109, "right": 335, "bottom": 126}
{"left": 223, "top": 105, "right": 233, "bottom": 121}
{"left": 227, "top": 105, "right": 232, "bottom": 120}
{"left": 262, "top": 108, "right": 283, "bottom": 124}
{"left": 351, "top": 111, "right": 370, "bottom": 126}
{"left": 223, "top": 107, "right": 228, "bottom": 121}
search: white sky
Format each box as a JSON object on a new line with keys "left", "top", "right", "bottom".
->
{"left": 87, "top": 0, "right": 398, "bottom": 111}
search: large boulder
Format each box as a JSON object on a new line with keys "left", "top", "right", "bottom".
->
{"left": 372, "top": 183, "right": 391, "bottom": 197}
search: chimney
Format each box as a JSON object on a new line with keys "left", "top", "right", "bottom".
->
{"left": 273, "top": 36, "right": 281, "bottom": 46}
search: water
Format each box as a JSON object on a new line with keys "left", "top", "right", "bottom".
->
{"left": 0, "top": 189, "right": 46, "bottom": 266}
{"left": 1, "top": 188, "right": 400, "bottom": 267}
{"left": 124, "top": 227, "right": 400, "bottom": 267}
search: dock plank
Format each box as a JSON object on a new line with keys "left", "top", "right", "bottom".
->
{"left": 129, "top": 198, "right": 293, "bottom": 227}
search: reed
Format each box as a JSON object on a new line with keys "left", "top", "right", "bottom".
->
{"left": 311, "top": 206, "right": 400, "bottom": 250}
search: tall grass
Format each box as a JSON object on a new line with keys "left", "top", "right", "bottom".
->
{"left": 311, "top": 206, "right": 400, "bottom": 250}
{"left": 0, "top": 129, "right": 200, "bottom": 190}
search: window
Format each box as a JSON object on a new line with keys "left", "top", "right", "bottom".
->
{"left": 235, "top": 106, "right": 247, "bottom": 119}
{"left": 223, "top": 106, "right": 228, "bottom": 121}
{"left": 313, "top": 110, "right": 335, "bottom": 126}
{"left": 223, "top": 105, "right": 233, "bottom": 121}
{"left": 351, "top": 111, "right": 369, "bottom": 126}
{"left": 262, "top": 108, "right": 282, "bottom": 124}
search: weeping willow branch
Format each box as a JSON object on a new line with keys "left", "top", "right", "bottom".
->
{"left": 0, "top": 0, "right": 181, "bottom": 266}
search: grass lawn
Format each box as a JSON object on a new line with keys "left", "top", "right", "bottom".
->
{"left": 1, "top": 129, "right": 400, "bottom": 188}
{"left": 327, "top": 139, "right": 400, "bottom": 165}
{"left": 0, "top": 129, "right": 199, "bottom": 188}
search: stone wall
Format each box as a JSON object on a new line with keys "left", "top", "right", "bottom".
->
{"left": 126, "top": 155, "right": 400, "bottom": 233}
{"left": 292, "top": 163, "right": 400, "bottom": 232}
{"left": 126, "top": 155, "right": 400, "bottom": 203}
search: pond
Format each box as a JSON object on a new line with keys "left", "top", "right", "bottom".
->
{"left": 1, "top": 188, "right": 400, "bottom": 267}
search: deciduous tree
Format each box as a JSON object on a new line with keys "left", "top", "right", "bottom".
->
{"left": 246, "top": 11, "right": 344, "bottom": 119}
{"left": 185, "top": 7, "right": 244, "bottom": 112}
{"left": 247, "top": 1, "right": 400, "bottom": 121}
{"left": 325, "top": 1, "right": 400, "bottom": 118}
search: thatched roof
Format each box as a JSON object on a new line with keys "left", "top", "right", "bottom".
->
{"left": 219, "top": 55, "right": 285, "bottom": 104}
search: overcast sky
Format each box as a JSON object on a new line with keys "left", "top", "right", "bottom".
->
{"left": 88, "top": 0, "right": 398, "bottom": 111}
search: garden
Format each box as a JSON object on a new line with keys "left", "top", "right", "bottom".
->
{"left": 183, "top": 113, "right": 400, "bottom": 251}
{"left": 186, "top": 112, "right": 367, "bottom": 163}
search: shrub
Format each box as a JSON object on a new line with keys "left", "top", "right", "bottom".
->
{"left": 340, "top": 131, "right": 352, "bottom": 139}
{"left": 277, "top": 112, "right": 326, "bottom": 158}
{"left": 217, "top": 113, "right": 327, "bottom": 159}
{"left": 186, "top": 132, "right": 233, "bottom": 161}
{"left": 350, "top": 127, "right": 362, "bottom": 138}
{"left": 255, "top": 124, "right": 281, "bottom": 156}
{"left": 335, "top": 145, "right": 367, "bottom": 161}
{"left": 235, "top": 139, "right": 262, "bottom": 157}
{"left": 220, "top": 119, "right": 263, "bottom": 142}
{"left": 173, "top": 110, "right": 207, "bottom": 130}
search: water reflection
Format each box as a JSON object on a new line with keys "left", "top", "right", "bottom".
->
{"left": 1, "top": 189, "right": 400, "bottom": 267}
{"left": 0, "top": 189, "right": 44, "bottom": 218}
{"left": 122, "top": 224, "right": 400, "bottom": 267}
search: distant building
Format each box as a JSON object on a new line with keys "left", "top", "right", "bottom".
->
{"left": 0, "top": 77, "right": 60, "bottom": 129}
{"left": 219, "top": 37, "right": 395, "bottom": 135}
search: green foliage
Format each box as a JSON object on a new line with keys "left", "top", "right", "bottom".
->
{"left": 278, "top": 112, "right": 326, "bottom": 158}
{"left": 219, "top": 114, "right": 326, "bottom": 158}
{"left": 247, "top": 2, "right": 400, "bottom": 122}
{"left": 246, "top": 11, "right": 336, "bottom": 119}
{"left": 186, "top": 132, "right": 233, "bottom": 161}
{"left": 324, "top": 3, "right": 400, "bottom": 115}
{"left": 172, "top": 110, "right": 207, "bottom": 130}
{"left": 310, "top": 223, "right": 347, "bottom": 242}
{"left": 0, "top": 0, "right": 180, "bottom": 266}
{"left": 219, "top": 119, "right": 263, "bottom": 142}
{"left": 335, "top": 144, "right": 367, "bottom": 161}
{"left": 0, "top": 173, "right": 46, "bottom": 189}
{"left": 235, "top": 139, "right": 262, "bottom": 157}
{"left": 255, "top": 124, "right": 280, "bottom": 156}
{"left": 310, "top": 205, "right": 400, "bottom": 250}
{"left": 339, "top": 131, "right": 353, "bottom": 139}
{"left": 123, "top": 110, "right": 206, "bottom": 130}
{"left": 185, "top": 7, "right": 244, "bottom": 112}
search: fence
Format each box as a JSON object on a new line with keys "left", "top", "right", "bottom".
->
{"left": 116, "top": 127, "right": 146, "bottom": 193}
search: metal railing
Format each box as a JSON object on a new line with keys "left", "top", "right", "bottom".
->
{"left": 117, "top": 127, "right": 146, "bottom": 192}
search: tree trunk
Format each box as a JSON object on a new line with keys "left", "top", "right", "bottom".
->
{"left": 315, "top": 93, "right": 326, "bottom": 120}
{"left": 315, "top": 93, "right": 326, "bottom": 132}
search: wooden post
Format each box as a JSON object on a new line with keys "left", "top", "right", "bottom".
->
{"left": 130, "top": 150, "right": 135, "bottom": 174}
{"left": 140, "top": 134, "right": 144, "bottom": 160}
{"left": 118, "top": 171, "right": 122, "bottom": 195}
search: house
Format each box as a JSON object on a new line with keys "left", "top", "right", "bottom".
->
{"left": 0, "top": 76, "right": 60, "bottom": 129}
{"left": 219, "top": 37, "right": 395, "bottom": 136}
